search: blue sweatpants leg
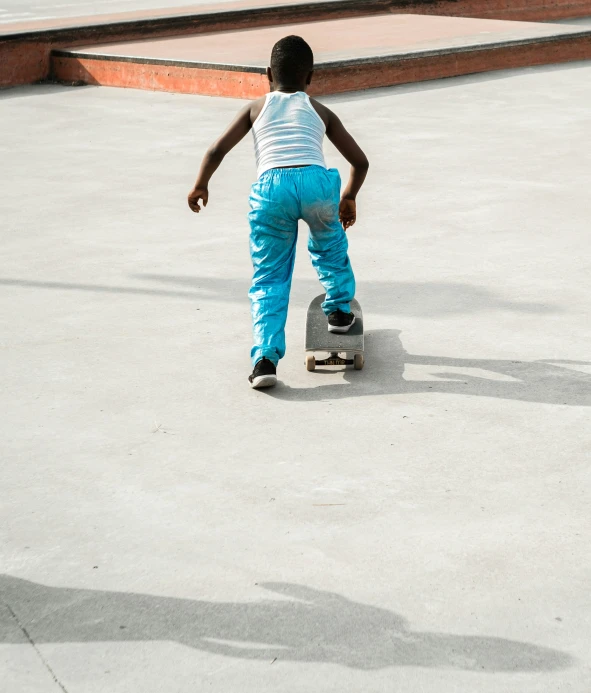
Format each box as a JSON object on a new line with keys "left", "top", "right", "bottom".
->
{"left": 248, "top": 171, "right": 299, "bottom": 367}
{"left": 301, "top": 167, "right": 356, "bottom": 315}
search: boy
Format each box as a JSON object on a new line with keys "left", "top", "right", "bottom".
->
{"left": 188, "top": 35, "right": 369, "bottom": 388}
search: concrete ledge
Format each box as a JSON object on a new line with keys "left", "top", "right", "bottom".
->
{"left": 49, "top": 14, "right": 591, "bottom": 97}
{"left": 0, "top": 42, "right": 50, "bottom": 87}
{"left": 51, "top": 55, "right": 267, "bottom": 98}
{"left": 51, "top": 33, "right": 591, "bottom": 98}
{"left": 3, "top": 0, "right": 591, "bottom": 40}
{"left": 3, "top": 0, "right": 591, "bottom": 87}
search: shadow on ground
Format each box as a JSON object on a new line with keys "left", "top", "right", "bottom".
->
{"left": 1, "top": 274, "right": 585, "bottom": 404}
{"left": 0, "top": 274, "right": 559, "bottom": 317}
{"left": 0, "top": 82, "right": 94, "bottom": 101}
{"left": 2, "top": 275, "right": 585, "bottom": 405}
{"left": 0, "top": 575, "right": 574, "bottom": 671}
{"left": 269, "top": 329, "right": 591, "bottom": 405}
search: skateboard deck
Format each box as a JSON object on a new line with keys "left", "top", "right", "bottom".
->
{"left": 305, "top": 294, "right": 364, "bottom": 371}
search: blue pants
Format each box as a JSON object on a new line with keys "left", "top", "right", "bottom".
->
{"left": 248, "top": 165, "right": 356, "bottom": 366}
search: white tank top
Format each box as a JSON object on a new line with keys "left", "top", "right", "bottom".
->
{"left": 252, "top": 91, "right": 327, "bottom": 178}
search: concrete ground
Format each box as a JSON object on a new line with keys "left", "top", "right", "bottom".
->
{"left": 0, "top": 0, "right": 241, "bottom": 24}
{"left": 1, "top": 62, "right": 590, "bottom": 692}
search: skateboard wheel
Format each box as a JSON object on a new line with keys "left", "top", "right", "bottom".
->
{"left": 306, "top": 354, "right": 316, "bottom": 372}
{"left": 354, "top": 353, "right": 364, "bottom": 370}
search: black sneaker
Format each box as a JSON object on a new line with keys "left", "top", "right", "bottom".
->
{"left": 248, "top": 358, "right": 277, "bottom": 389}
{"left": 327, "top": 309, "right": 356, "bottom": 333}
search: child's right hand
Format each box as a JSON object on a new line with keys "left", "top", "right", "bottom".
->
{"left": 188, "top": 187, "right": 209, "bottom": 213}
{"left": 339, "top": 197, "right": 356, "bottom": 230}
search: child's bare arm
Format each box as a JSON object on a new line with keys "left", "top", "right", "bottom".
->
{"left": 311, "top": 99, "right": 369, "bottom": 229}
{"left": 326, "top": 112, "right": 369, "bottom": 196}
{"left": 188, "top": 101, "right": 257, "bottom": 213}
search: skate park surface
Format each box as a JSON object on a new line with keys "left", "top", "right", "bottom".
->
{"left": 2, "top": 7, "right": 591, "bottom": 693}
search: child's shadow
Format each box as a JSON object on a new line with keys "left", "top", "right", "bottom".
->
{"left": 268, "top": 329, "right": 591, "bottom": 405}
{"left": 0, "top": 575, "right": 573, "bottom": 672}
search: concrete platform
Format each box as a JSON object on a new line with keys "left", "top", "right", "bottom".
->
{"left": 51, "top": 14, "right": 591, "bottom": 97}
{"left": 4, "top": 0, "right": 591, "bottom": 36}
{"left": 2, "top": 60, "right": 591, "bottom": 691}
{"left": 3, "top": 2, "right": 591, "bottom": 89}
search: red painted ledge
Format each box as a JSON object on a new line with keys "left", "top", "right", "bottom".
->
{"left": 3, "top": 0, "right": 591, "bottom": 88}
{"left": 50, "top": 32, "right": 591, "bottom": 98}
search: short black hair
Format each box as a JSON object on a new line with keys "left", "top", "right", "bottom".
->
{"left": 270, "top": 35, "right": 314, "bottom": 85}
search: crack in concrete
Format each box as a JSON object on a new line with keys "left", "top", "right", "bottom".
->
{"left": 3, "top": 601, "right": 70, "bottom": 693}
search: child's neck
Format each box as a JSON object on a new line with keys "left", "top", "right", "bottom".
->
{"left": 273, "top": 84, "right": 308, "bottom": 94}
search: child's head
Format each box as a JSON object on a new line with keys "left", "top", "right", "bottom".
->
{"left": 268, "top": 35, "right": 314, "bottom": 90}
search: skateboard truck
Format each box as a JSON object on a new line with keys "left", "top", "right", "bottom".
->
{"left": 305, "top": 350, "right": 364, "bottom": 371}
{"left": 314, "top": 352, "right": 354, "bottom": 366}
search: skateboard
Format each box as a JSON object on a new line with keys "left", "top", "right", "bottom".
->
{"left": 305, "top": 294, "right": 364, "bottom": 371}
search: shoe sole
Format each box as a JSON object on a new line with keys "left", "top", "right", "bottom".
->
{"left": 249, "top": 374, "right": 278, "bottom": 389}
{"left": 328, "top": 315, "right": 356, "bottom": 334}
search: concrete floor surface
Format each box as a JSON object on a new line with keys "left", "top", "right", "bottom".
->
{"left": 1, "top": 63, "right": 590, "bottom": 692}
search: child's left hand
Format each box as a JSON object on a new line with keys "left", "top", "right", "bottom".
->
{"left": 188, "top": 187, "right": 209, "bottom": 213}
{"left": 339, "top": 197, "right": 356, "bottom": 230}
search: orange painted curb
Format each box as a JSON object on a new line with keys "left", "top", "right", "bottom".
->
{"left": 51, "top": 33, "right": 591, "bottom": 98}
{"left": 0, "top": 42, "right": 50, "bottom": 88}
{"left": 51, "top": 55, "right": 268, "bottom": 98}
{"left": 3, "top": 0, "right": 591, "bottom": 89}
{"left": 310, "top": 35, "right": 591, "bottom": 94}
